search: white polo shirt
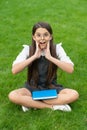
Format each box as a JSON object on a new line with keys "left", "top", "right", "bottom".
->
{"left": 13, "top": 43, "right": 74, "bottom": 66}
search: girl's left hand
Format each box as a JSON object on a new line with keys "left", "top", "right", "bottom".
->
{"left": 44, "top": 42, "right": 51, "bottom": 60}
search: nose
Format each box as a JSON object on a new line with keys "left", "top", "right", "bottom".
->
{"left": 41, "top": 35, "right": 44, "bottom": 40}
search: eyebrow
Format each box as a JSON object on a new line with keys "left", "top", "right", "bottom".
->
{"left": 35, "top": 31, "right": 50, "bottom": 34}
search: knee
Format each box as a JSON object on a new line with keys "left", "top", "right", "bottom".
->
{"left": 71, "top": 90, "right": 79, "bottom": 101}
{"left": 8, "top": 91, "right": 17, "bottom": 103}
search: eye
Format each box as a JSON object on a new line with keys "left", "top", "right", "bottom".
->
{"left": 35, "top": 33, "right": 41, "bottom": 37}
{"left": 44, "top": 33, "right": 49, "bottom": 37}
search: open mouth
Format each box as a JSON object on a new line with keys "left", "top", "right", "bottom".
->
{"left": 39, "top": 42, "right": 47, "bottom": 49}
{"left": 39, "top": 42, "right": 46, "bottom": 44}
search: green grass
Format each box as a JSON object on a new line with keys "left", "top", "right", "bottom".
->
{"left": 0, "top": 0, "right": 87, "bottom": 129}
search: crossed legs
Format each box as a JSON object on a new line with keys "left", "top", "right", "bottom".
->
{"left": 8, "top": 88, "right": 79, "bottom": 109}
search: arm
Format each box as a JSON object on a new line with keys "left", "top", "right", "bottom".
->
{"left": 12, "top": 43, "right": 42, "bottom": 74}
{"left": 44, "top": 42, "right": 74, "bottom": 73}
{"left": 12, "top": 55, "right": 36, "bottom": 74}
{"left": 48, "top": 56, "right": 74, "bottom": 73}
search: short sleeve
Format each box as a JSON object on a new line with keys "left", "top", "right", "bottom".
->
{"left": 56, "top": 43, "right": 74, "bottom": 66}
{"left": 12, "top": 45, "right": 29, "bottom": 66}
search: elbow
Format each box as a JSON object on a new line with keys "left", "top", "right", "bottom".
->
{"left": 12, "top": 68, "right": 17, "bottom": 75}
{"left": 68, "top": 66, "right": 74, "bottom": 74}
{"left": 12, "top": 64, "right": 19, "bottom": 74}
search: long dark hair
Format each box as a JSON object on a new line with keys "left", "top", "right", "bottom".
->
{"left": 27, "top": 22, "right": 58, "bottom": 87}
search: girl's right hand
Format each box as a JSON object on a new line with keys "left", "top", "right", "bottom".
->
{"left": 34, "top": 42, "right": 41, "bottom": 59}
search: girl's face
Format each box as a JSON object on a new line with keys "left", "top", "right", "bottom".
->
{"left": 33, "top": 28, "right": 52, "bottom": 49}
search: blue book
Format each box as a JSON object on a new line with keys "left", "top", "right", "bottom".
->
{"left": 32, "top": 89, "right": 57, "bottom": 100}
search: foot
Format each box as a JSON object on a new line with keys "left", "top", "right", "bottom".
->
{"left": 22, "top": 106, "right": 29, "bottom": 112}
{"left": 22, "top": 106, "right": 37, "bottom": 112}
{"left": 52, "top": 104, "right": 71, "bottom": 112}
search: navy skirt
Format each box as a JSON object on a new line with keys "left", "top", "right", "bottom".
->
{"left": 24, "top": 82, "right": 64, "bottom": 94}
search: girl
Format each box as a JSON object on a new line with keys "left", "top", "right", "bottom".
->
{"left": 8, "top": 22, "right": 79, "bottom": 112}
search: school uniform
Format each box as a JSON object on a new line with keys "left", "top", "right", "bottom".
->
{"left": 13, "top": 43, "right": 74, "bottom": 94}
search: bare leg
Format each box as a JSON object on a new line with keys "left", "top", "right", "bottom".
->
{"left": 43, "top": 88, "right": 79, "bottom": 105}
{"left": 8, "top": 88, "right": 52, "bottom": 109}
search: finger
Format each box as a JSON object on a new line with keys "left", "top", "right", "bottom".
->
{"left": 36, "top": 41, "right": 41, "bottom": 52}
{"left": 35, "top": 41, "right": 39, "bottom": 49}
{"left": 47, "top": 41, "right": 50, "bottom": 50}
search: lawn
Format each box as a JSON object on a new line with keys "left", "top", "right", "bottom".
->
{"left": 0, "top": 0, "right": 87, "bottom": 129}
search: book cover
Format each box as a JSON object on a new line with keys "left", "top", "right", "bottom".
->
{"left": 32, "top": 89, "right": 58, "bottom": 100}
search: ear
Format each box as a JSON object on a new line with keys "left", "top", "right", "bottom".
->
{"left": 32, "top": 35, "right": 36, "bottom": 41}
{"left": 49, "top": 35, "right": 52, "bottom": 40}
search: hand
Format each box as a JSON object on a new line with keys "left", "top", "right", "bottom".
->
{"left": 34, "top": 42, "right": 42, "bottom": 59}
{"left": 44, "top": 42, "right": 51, "bottom": 60}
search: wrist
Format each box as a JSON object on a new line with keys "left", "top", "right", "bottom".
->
{"left": 49, "top": 56, "right": 54, "bottom": 61}
{"left": 49, "top": 56, "right": 59, "bottom": 65}
{"left": 32, "top": 55, "right": 37, "bottom": 60}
